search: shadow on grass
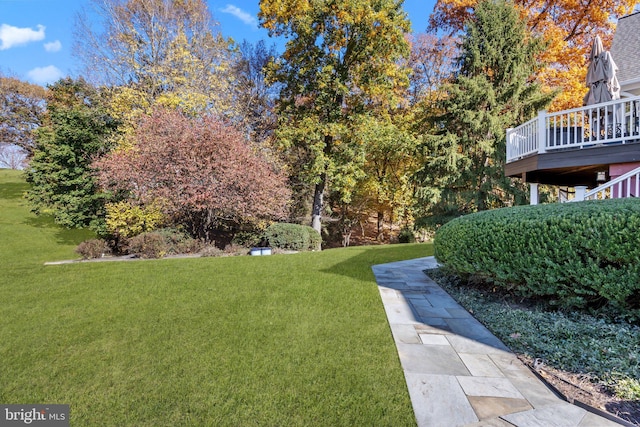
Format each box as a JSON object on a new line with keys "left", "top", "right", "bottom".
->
{"left": 23, "top": 215, "right": 95, "bottom": 246}
{"left": 321, "top": 243, "right": 433, "bottom": 281}
{"left": 23, "top": 215, "right": 57, "bottom": 229}
{"left": 0, "top": 181, "right": 28, "bottom": 200}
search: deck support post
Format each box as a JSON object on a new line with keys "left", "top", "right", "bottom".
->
{"left": 529, "top": 183, "right": 539, "bottom": 205}
{"left": 574, "top": 186, "right": 588, "bottom": 202}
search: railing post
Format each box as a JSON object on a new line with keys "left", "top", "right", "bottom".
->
{"left": 574, "top": 186, "right": 587, "bottom": 202}
{"left": 537, "top": 110, "right": 547, "bottom": 154}
{"left": 506, "top": 128, "right": 513, "bottom": 162}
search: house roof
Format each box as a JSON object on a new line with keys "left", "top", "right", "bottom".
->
{"left": 611, "top": 12, "right": 640, "bottom": 84}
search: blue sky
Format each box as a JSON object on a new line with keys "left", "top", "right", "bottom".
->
{"left": 0, "top": 0, "right": 436, "bottom": 86}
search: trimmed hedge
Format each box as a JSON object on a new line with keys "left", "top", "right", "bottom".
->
{"left": 263, "top": 223, "right": 321, "bottom": 251}
{"left": 434, "top": 199, "right": 640, "bottom": 315}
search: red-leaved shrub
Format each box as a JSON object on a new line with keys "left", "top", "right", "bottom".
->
{"left": 95, "top": 109, "right": 291, "bottom": 241}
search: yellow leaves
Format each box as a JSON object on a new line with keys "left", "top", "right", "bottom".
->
{"left": 259, "top": 0, "right": 312, "bottom": 32}
{"left": 155, "top": 91, "right": 209, "bottom": 116}
{"left": 105, "top": 200, "right": 165, "bottom": 238}
{"left": 264, "top": 0, "right": 413, "bottom": 213}
{"left": 78, "top": 0, "right": 236, "bottom": 119}
{"left": 432, "top": 0, "right": 636, "bottom": 111}
{"left": 106, "top": 86, "right": 151, "bottom": 150}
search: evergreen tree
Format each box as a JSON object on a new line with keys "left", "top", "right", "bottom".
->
{"left": 25, "top": 78, "right": 118, "bottom": 228}
{"left": 416, "top": 0, "right": 554, "bottom": 221}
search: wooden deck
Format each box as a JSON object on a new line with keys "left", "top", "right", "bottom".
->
{"left": 506, "top": 97, "right": 640, "bottom": 187}
{"left": 505, "top": 140, "right": 640, "bottom": 187}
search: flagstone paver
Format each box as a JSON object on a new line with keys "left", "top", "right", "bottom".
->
{"left": 405, "top": 373, "right": 479, "bottom": 427}
{"left": 372, "top": 256, "right": 622, "bottom": 427}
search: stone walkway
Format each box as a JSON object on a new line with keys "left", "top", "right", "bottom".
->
{"left": 372, "top": 256, "right": 622, "bottom": 427}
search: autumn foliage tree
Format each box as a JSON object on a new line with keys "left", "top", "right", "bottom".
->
{"left": 74, "top": 0, "right": 233, "bottom": 109}
{"left": 0, "top": 73, "right": 47, "bottom": 157}
{"left": 356, "top": 116, "right": 419, "bottom": 236}
{"left": 74, "top": 0, "right": 236, "bottom": 149}
{"left": 259, "top": 0, "right": 411, "bottom": 234}
{"left": 231, "top": 40, "right": 279, "bottom": 145}
{"left": 429, "top": 0, "right": 636, "bottom": 110}
{"left": 95, "top": 109, "right": 291, "bottom": 242}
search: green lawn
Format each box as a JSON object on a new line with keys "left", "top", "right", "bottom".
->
{"left": 0, "top": 169, "right": 432, "bottom": 426}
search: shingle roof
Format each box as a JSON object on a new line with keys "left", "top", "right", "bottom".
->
{"left": 611, "top": 12, "right": 640, "bottom": 84}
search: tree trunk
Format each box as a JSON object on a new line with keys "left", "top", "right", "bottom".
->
{"left": 311, "top": 172, "right": 326, "bottom": 235}
{"left": 311, "top": 133, "right": 333, "bottom": 247}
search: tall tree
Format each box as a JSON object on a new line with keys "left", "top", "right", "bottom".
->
{"left": 259, "top": 0, "right": 411, "bottom": 234}
{"left": 417, "top": 0, "right": 554, "bottom": 218}
{"left": 74, "top": 0, "right": 235, "bottom": 116}
{"left": 429, "top": 0, "right": 636, "bottom": 110}
{"left": 0, "top": 73, "right": 47, "bottom": 157}
{"left": 357, "top": 115, "right": 419, "bottom": 236}
{"left": 25, "top": 78, "right": 117, "bottom": 228}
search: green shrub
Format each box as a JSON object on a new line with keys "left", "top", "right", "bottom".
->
{"left": 614, "top": 378, "right": 640, "bottom": 400}
{"left": 434, "top": 199, "right": 640, "bottom": 317}
{"left": 231, "top": 230, "right": 264, "bottom": 248}
{"left": 262, "top": 223, "right": 321, "bottom": 251}
{"left": 76, "top": 239, "right": 111, "bottom": 259}
{"left": 398, "top": 226, "right": 416, "bottom": 243}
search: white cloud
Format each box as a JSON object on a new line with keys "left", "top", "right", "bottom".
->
{"left": 27, "top": 65, "right": 63, "bottom": 85}
{"left": 44, "top": 40, "right": 62, "bottom": 52}
{"left": 0, "top": 24, "right": 45, "bottom": 50}
{"left": 220, "top": 4, "right": 257, "bottom": 27}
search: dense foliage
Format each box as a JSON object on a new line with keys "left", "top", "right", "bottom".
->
{"left": 434, "top": 199, "right": 640, "bottom": 317}
{"left": 262, "top": 222, "right": 322, "bottom": 252}
{"left": 23, "top": 0, "right": 632, "bottom": 245}
{"left": 416, "top": 0, "right": 553, "bottom": 220}
{"left": 25, "top": 78, "right": 117, "bottom": 228}
{"left": 429, "top": 0, "right": 636, "bottom": 110}
{"left": 95, "top": 109, "right": 291, "bottom": 242}
{"left": 104, "top": 200, "right": 165, "bottom": 240}
{"left": 260, "top": 0, "right": 412, "bottom": 233}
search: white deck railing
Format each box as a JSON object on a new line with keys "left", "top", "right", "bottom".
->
{"left": 576, "top": 166, "right": 640, "bottom": 201}
{"left": 507, "top": 96, "right": 640, "bottom": 163}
